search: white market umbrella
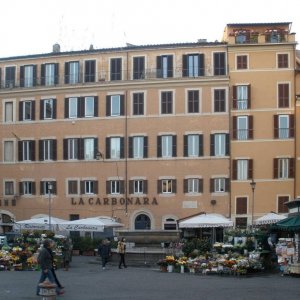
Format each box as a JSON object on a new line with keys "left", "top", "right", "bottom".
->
{"left": 179, "top": 213, "right": 233, "bottom": 228}
{"left": 254, "top": 212, "right": 287, "bottom": 226}
{"left": 58, "top": 216, "right": 124, "bottom": 232}
{"left": 14, "top": 216, "right": 67, "bottom": 231}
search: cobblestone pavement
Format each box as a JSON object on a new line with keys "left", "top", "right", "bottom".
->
{"left": 1, "top": 256, "right": 300, "bottom": 300}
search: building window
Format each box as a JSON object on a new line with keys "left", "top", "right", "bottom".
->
{"left": 129, "top": 136, "right": 148, "bottom": 159}
{"left": 235, "top": 217, "right": 248, "bottom": 228}
{"left": 274, "top": 158, "right": 294, "bottom": 179}
{"left": 214, "top": 89, "right": 226, "bottom": 112}
{"left": 4, "top": 141, "right": 14, "bottom": 162}
{"left": 164, "top": 218, "right": 177, "bottom": 230}
{"left": 81, "top": 180, "right": 97, "bottom": 195}
{"left": 156, "top": 55, "right": 173, "bottom": 78}
{"left": 184, "top": 178, "right": 202, "bottom": 193}
{"left": 236, "top": 197, "right": 247, "bottom": 214}
{"left": 5, "top": 66, "right": 16, "bottom": 88}
{"left": 84, "top": 96, "right": 95, "bottom": 117}
{"left": 65, "top": 97, "right": 98, "bottom": 118}
{"left": 106, "top": 95, "right": 124, "bottom": 117}
{"left": 135, "top": 214, "right": 151, "bottom": 230}
{"left": 278, "top": 83, "right": 289, "bottom": 108}
{"left": 129, "top": 179, "right": 147, "bottom": 194}
{"left": 213, "top": 52, "right": 226, "bottom": 76}
{"left": 182, "top": 54, "right": 204, "bottom": 77}
{"left": 210, "top": 178, "right": 229, "bottom": 193}
{"left": 233, "top": 116, "right": 253, "bottom": 140}
{"left": 64, "top": 138, "right": 79, "bottom": 160}
{"left": 187, "top": 90, "right": 199, "bottom": 113}
{"left": 278, "top": 54, "right": 288, "bottom": 68}
{"left": 133, "top": 92, "right": 144, "bottom": 115}
{"left": 157, "top": 135, "right": 176, "bottom": 158}
{"left": 39, "top": 139, "right": 56, "bottom": 161}
{"left": 41, "top": 63, "right": 58, "bottom": 86}
{"left": 20, "top": 181, "right": 35, "bottom": 195}
{"left": 19, "top": 100, "right": 35, "bottom": 121}
{"left": 68, "top": 180, "right": 78, "bottom": 195}
{"left": 40, "top": 181, "right": 57, "bottom": 195}
{"left": 18, "top": 140, "right": 35, "bottom": 161}
{"left": 232, "top": 159, "right": 253, "bottom": 181}
{"left": 274, "top": 114, "right": 294, "bottom": 139}
{"left": 110, "top": 58, "right": 122, "bottom": 81}
{"left": 65, "top": 61, "right": 80, "bottom": 84}
{"left": 68, "top": 97, "right": 78, "bottom": 118}
{"left": 107, "top": 180, "right": 124, "bottom": 195}
{"left": 4, "top": 101, "right": 14, "bottom": 122}
{"left": 161, "top": 91, "right": 173, "bottom": 114}
{"left": 84, "top": 138, "right": 95, "bottom": 160}
{"left": 233, "top": 85, "right": 250, "bottom": 110}
{"left": 40, "top": 99, "right": 56, "bottom": 120}
{"left": 4, "top": 181, "right": 14, "bottom": 195}
{"left": 210, "top": 133, "right": 229, "bottom": 157}
{"left": 20, "top": 65, "right": 37, "bottom": 87}
{"left": 278, "top": 196, "right": 289, "bottom": 213}
{"left": 133, "top": 57, "right": 145, "bottom": 79}
{"left": 237, "top": 55, "right": 248, "bottom": 69}
{"left": 106, "top": 137, "right": 124, "bottom": 159}
{"left": 183, "top": 134, "right": 203, "bottom": 157}
{"left": 84, "top": 60, "right": 96, "bottom": 82}
{"left": 158, "top": 179, "right": 176, "bottom": 194}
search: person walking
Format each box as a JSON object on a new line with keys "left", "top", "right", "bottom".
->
{"left": 36, "top": 239, "right": 64, "bottom": 296}
{"left": 62, "top": 238, "right": 72, "bottom": 271}
{"left": 117, "top": 238, "right": 127, "bottom": 269}
{"left": 98, "top": 239, "right": 111, "bottom": 270}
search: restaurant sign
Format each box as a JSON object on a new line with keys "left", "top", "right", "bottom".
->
{"left": 71, "top": 197, "right": 158, "bottom": 206}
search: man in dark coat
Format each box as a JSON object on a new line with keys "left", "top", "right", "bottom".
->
{"left": 98, "top": 239, "right": 111, "bottom": 270}
{"left": 36, "top": 239, "right": 64, "bottom": 296}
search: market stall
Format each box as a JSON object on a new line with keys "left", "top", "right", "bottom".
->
{"left": 254, "top": 212, "right": 287, "bottom": 226}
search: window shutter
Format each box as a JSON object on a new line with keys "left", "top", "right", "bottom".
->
{"left": 183, "top": 135, "right": 188, "bottom": 157}
{"left": 120, "top": 137, "right": 125, "bottom": 159}
{"left": 19, "top": 182, "right": 23, "bottom": 195}
{"left": 210, "top": 178, "right": 214, "bottom": 193}
{"left": 248, "top": 115, "right": 253, "bottom": 139}
{"left": 143, "top": 136, "right": 148, "bottom": 158}
{"left": 40, "top": 181, "right": 44, "bottom": 195}
{"left": 156, "top": 56, "right": 162, "bottom": 78}
{"left": 64, "top": 62, "right": 69, "bottom": 84}
{"left": 54, "top": 63, "right": 59, "bottom": 85}
{"left": 120, "top": 95, "right": 125, "bottom": 116}
{"left": 182, "top": 55, "right": 188, "bottom": 77}
{"left": 232, "top": 160, "right": 237, "bottom": 180}
{"left": 40, "top": 100, "right": 44, "bottom": 120}
{"left": 247, "top": 85, "right": 251, "bottom": 109}
{"left": 63, "top": 139, "right": 68, "bottom": 160}
{"left": 157, "top": 136, "right": 162, "bottom": 157}
{"left": 289, "top": 158, "right": 295, "bottom": 178}
{"left": 41, "top": 64, "right": 45, "bottom": 85}
{"left": 248, "top": 159, "right": 253, "bottom": 179}
{"left": 31, "top": 101, "right": 35, "bottom": 121}
{"left": 106, "top": 137, "right": 111, "bottom": 159}
{"left": 199, "top": 54, "right": 204, "bottom": 76}
{"left": 39, "top": 140, "right": 43, "bottom": 161}
{"left": 94, "top": 181, "right": 98, "bottom": 194}
{"left": 157, "top": 180, "right": 162, "bottom": 194}
{"left": 274, "top": 115, "right": 279, "bottom": 138}
{"left": 64, "top": 98, "right": 69, "bottom": 118}
{"left": 199, "top": 134, "right": 203, "bottom": 156}
{"left": 172, "top": 179, "right": 177, "bottom": 194}
{"left": 78, "top": 138, "right": 84, "bottom": 160}
{"left": 19, "top": 102, "right": 23, "bottom": 121}
{"left": 129, "top": 180, "right": 133, "bottom": 194}
{"left": 106, "top": 96, "right": 111, "bottom": 116}
{"left": 80, "top": 181, "right": 85, "bottom": 194}
{"left": 32, "top": 182, "right": 36, "bottom": 195}
{"left": 78, "top": 97, "right": 84, "bottom": 118}
{"left": 20, "top": 66, "right": 25, "bottom": 87}
{"left": 94, "top": 96, "right": 99, "bottom": 117}
{"left": 120, "top": 180, "right": 125, "bottom": 194}
{"left": 289, "top": 115, "right": 295, "bottom": 138}
{"left": 93, "top": 138, "right": 98, "bottom": 159}
{"left": 210, "top": 134, "right": 215, "bottom": 156}
{"left": 225, "top": 134, "right": 230, "bottom": 156}
{"left": 232, "top": 86, "right": 237, "bottom": 109}
{"left": 30, "top": 141, "right": 36, "bottom": 161}
{"left": 172, "top": 135, "right": 177, "bottom": 157}
{"left": 273, "top": 158, "right": 278, "bottom": 179}
{"left": 184, "top": 179, "right": 188, "bottom": 193}
{"left": 167, "top": 55, "right": 173, "bottom": 77}
{"left": 199, "top": 179, "right": 203, "bottom": 193}
{"left": 32, "top": 65, "right": 37, "bottom": 86}
{"left": 225, "top": 178, "right": 230, "bottom": 192}
{"left": 106, "top": 181, "right": 110, "bottom": 194}
{"left": 143, "top": 180, "right": 148, "bottom": 194}
{"left": 236, "top": 197, "right": 247, "bottom": 214}
{"left": 53, "top": 99, "right": 57, "bottom": 119}
{"left": 53, "top": 140, "right": 57, "bottom": 161}
{"left": 232, "top": 116, "right": 237, "bottom": 139}
{"left": 128, "top": 137, "right": 133, "bottom": 158}
{"left": 18, "top": 141, "right": 23, "bottom": 161}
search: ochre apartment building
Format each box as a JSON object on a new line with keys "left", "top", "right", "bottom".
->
{"left": 0, "top": 22, "right": 299, "bottom": 235}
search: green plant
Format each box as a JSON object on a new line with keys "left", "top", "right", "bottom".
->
{"left": 182, "top": 238, "right": 211, "bottom": 257}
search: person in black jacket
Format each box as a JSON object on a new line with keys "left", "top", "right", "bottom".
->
{"left": 36, "top": 239, "right": 64, "bottom": 296}
{"left": 98, "top": 239, "right": 111, "bottom": 270}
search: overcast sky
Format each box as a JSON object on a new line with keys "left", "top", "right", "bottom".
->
{"left": 0, "top": 0, "right": 299, "bottom": 58}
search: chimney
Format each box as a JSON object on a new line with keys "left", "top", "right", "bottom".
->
{"left": 52, "top": 43, "right": 61, "bottom": 53}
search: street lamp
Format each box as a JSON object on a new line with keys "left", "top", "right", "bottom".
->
{"left": 48, "top": 182, "right": 53, "bottom": 231}
{"left": 250, "top": 179, "right": 256, "bottom": 228}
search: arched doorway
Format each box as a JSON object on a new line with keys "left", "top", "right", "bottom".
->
{"left": 134, "top": 214, "right": 151, "bottom": 230}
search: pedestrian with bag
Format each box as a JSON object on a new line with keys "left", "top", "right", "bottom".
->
{"left": 36, "top": 239, "right": 64, "bottom": 296}
{"left": 98, "top": 239, "right": 111, "bottom": 270}
{"left": 117, "top": 237, "right": 127, "bottom": 269}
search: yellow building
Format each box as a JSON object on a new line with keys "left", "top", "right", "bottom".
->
{"left": 0, "top": 22, "right": 298, "bottom": 235}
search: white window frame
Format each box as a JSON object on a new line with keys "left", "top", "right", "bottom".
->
{"left": 85, "top": 96, "right": 94, "bottom": 117}
{"left": 237, "top": 116, "right": 248, "bottom": 140}
{"left": 4, "top": 101, "right": 14, "bottom": 123}
{"left": 237, "top": 85, "right": 248, "bottom": 110}
{"left": 237, "top": 159, "right": 248, "bottom": 180}
{"left": 111, "top": 95, "right": 121, "bottom": 116}
{"left": 188, "top": 54, "right": 199, "bottom": 77}
{"left": 22, "top": 141, "right": 31, "bottom": 161}
{"left": 69, "top": 61, "right": 79, "bottom": 84}
{"left": 45, "top": 63, "right": 55, "bottom": 86}
{"left": 23, "top": 181, "right": 33, "bottom": 195}
{"left": 214, "top": 133, "right": 226, "bottom": 156}
{"left": 111, "top": 180, "right": 120, "bottom": 194}
{"left": 23, "top": 101, "right": 32, "bottom": 121}
{"left": 4, "top": 140, "right": 14, "bottom": 162}
{"left": 43, "top": 140, "right": 53, "bottom": 161}
{"left": 133, "top": 136, "right": 144, "bottom": 159}
{"left": 24, "top": 65, "right": 34, "bottom": 87}
{"left": 162, "top": 179, "right": 172, "bottom": 194}
{"left": 187, "top": 178, "right": 199, "bottom": 193}
{"left": 4, "top": 181, "right": 14, "bottom": 196}
{"left": 214, "top": 178, "right": 226, "bottom": 192}
{"left": 68, "top": 139, "right": 78, "bottom": 160}
{"left": 278, "top": 158, "right": 289, "bottom": 179}
{"left": 110, "top": 137, "right": 121, "bottom": 159}
{"left": 161, "top": 135, "right": 172, "bottom": 158}
{"left": 278, "top": 115, "right": 289, "bottom": 139}
{"left": 84, "top": 138, "right": 94, "bottom": 160}
{"left": 69, "top": 97, "right": 78, "bottom": 118}
{"left": 134, "top": 180, "right": 144, "bottom": 194}
{"left": 44, "top": 99, "right": 54, "bottom": 119}
{"left": 85, "top": 180, "right": 95, "bottom": 194}
{"left": 187, "top": 135, "right": 199, "bottom": 157}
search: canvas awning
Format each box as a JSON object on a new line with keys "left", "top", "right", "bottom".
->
{"left": 178, "top": 213, "right": 233, "bottom": 228}
{"left": 273, "top": 215, "right": 300, "bottom": 231}
{"left": 254, "top": 212, "right": 287, "bottom": 225}
{"left": 58, "top": 216, "right": 124, "bottom": 232}
{"left": 14, "top": 216, "right": 67, "bottom": 231}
